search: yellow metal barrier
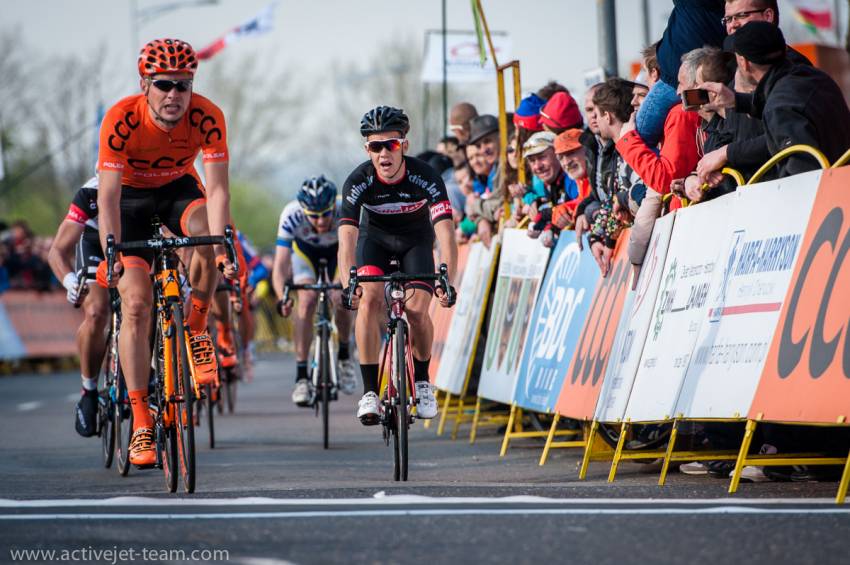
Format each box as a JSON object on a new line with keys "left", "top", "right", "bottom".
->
{"left": 747, "top": 144, "right": 829, "bottom": 184}
{"left": 831, "top": 146, "right": 850, "bottom": 168}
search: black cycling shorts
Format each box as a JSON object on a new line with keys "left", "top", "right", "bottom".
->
{"left": 356, "top": 226, "right": 435, "bottom": 293}
{"left": 119, "top": 174, "right": 206, "bottom": 264}
{"left": 75, "top": 227, "right": 104, "bottom": 281}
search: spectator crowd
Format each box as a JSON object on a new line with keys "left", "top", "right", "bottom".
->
{"left": 421, "top": 0, "right": 850, "bottom": 283}
{"left": 413, "top": 0, "right": 850, "bottom": 484}
{"left": 0, "top": 219, "right": 57, "bottom": 293}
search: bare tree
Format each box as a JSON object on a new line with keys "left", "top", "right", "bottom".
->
{"left": 199, "top": 53, "right": 307, "bottom": 181}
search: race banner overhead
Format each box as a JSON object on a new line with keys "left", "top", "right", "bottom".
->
{"left": 595, "top": 213, "right": 676, "bottom": 422}
{"left": 434, "top": 241, "right": 497, "bottom": 396}
{"left": 675, "top": 172, "right": 819, "bottom": 419}
{"left": 477, "top": 230, "right": 550, "bottom": 405}
{"left": 513, "top": 237, "right": 599, "bottom": 414}
{"left": 625, "top": 197, "right": 732, "bottom": 422}
{"left": 749, "top": 166, "right": 850, "bottom": 424}
{"left": 554, "top": 231, "right": 632, "bottom": 420}
{"left": 421, "top": 30, "right": 512, "bottom": 83}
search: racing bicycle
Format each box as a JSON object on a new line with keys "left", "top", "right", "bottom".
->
{"left": 105, "top": 221, "right": 237, "bottom": 493}
{"left": 345, "top": 262, "right": 455, "bottom": 481}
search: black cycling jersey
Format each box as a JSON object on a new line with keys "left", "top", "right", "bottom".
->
{"left": 340, "top": 156, "right": 453, "bottom": 235}
{"left": 66, "top": 177, "right": 100, "bottom": 230}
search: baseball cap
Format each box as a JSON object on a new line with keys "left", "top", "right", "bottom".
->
{"left": 540, "top": 92, "right": 583, "bottom": 130}
{"left": 554, "top": 129, "right": 584, "bottom": 154}
{"left": 523, "top": 131, "right": 556, "bottom": 157}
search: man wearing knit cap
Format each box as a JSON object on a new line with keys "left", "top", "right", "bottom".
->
{"left": 513, "top": 93, "right": 546, "bottom": 132}
{"left": 540, "top": 92, "right": 583, "bottom": 134}
{"left": 700, "top": 21, "right": 850, "bottom": 177}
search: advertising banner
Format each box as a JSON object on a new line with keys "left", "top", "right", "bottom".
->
{"left": 434, "top": 241, "right": 497, "bottom": 395}
{"left": 421, "top": 30, "right": 512, "bottom": 83}
{"left": 512, "top": 237, "right": 599, "bottom": 413}
{"left": 676, "top": 172, "right": 820, "bottom": 418}
{"left": 624, "top": 197, "right": 732, "bottom": 422}
{"left": 595, "top": 213, "right": 676, "bottom": 422}
{"left": 0, "top": 291, "right": 83, "bottom": 358}
{"left": 429, "top": 243, "right": 472, "bottom": 383}
{"left": 554, "top": 231, "right": 632, "bottom": 420}
{"left": 477, "top": 230, "right": 550, "bottom": 404}
{"left": 749, "top": 167, "right": 850, "bottom": 423}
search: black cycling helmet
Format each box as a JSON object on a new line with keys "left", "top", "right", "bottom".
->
{"left": 297, "top": 175, "right": 337, "bottom": 212}
{"left": 360, "top": 106, "right": 410, "bottom": 137}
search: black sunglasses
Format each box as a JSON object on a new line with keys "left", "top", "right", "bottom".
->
{"left": 151, "top": 79, "right": 193, "bottom": 93}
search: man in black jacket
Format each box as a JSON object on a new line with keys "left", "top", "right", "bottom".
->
{"left": 700, "top": 21, "right": 850, "bottom": 178}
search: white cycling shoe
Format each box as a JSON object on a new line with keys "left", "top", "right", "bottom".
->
{"left": 292, "top": 379, "right": 313, "bottom": 407}
{"left": 338, "top": 359, "right": 358, "bottom": 395}
{"left": 357, "top": 391, "right": 381, "bottom": 426}
{"left": 415, "top": 382, "right": 438, "bottom": 419}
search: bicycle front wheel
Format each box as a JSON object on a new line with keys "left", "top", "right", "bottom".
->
{"left": 394, "top": 320, "right": 409, "bottom": 482}
{"left": 171, "top": 305, "right": 196, "bottom": 494}
{"left": 205, "top": 384, "right": 215, "bottom": 449}
{"left": 320, "top": 323, "right": 331, "bottom": 450}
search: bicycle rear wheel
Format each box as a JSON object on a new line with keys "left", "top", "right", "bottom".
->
{"left": 171, "top": 305, "right": 196, "bottom": 494}
{"left": 394, "top": 321, "right": 409, "bottom": 482}
{"left": 114, "top": 369, "right": 132, "bottom": 477}
{"left": 205, "top": 384, "right": 216, "bottom": 449}
{"left": 100, "top": 331, "right": 117, "bottom": 468}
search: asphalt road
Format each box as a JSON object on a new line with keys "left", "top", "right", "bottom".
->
{"left": 1, "top": 353, "right": 848, "bottom": 565}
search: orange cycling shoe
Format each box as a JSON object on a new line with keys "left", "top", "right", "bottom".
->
{"left": 129, "top": 427, "right": 156, "bottom": 467}
{"left": 218, "top": 345, "right": 238, "bottom": 369}
{"left": 188, "top": 331, "right": 218, "bottom": 385}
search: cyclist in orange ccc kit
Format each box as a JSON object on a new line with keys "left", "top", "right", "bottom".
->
{"left": 96, "top": 38, "right": 236, "bottom": 468}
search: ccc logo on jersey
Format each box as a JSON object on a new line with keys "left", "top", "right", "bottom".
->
{"left": 107, "top": 110, "right": 140, "bottom": 152}
{"left": 189, "top": 107, "right": 222, "bottom": 145}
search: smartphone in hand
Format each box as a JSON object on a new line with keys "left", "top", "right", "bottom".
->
{"left": 681, "top": 88, "right": 710, "bottom": 111}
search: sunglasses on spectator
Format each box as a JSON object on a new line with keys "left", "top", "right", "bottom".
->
{"left": 721, "top": 9, "right": 767, "bottom": 25}
{"left": 304, "top": 206, "right": 334, "bottom": 219}
{"left": 150, "top": 79, "right": 193, "bottom": 93}
{"left": 506, "top": 146, "right": 516, "bottom": 155}
{"left": 365, "top": 138, "right": 404, "bottom": 153}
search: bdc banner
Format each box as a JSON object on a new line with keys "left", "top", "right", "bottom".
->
{"left": 429, "top": 244, "right": 472, "bottom": 384}
{"left": 750, "top": 167, "right": 850, "bottom": 423}
{"left": 675, "top": 172, "right": 819, "bottom": 418}
{"left": 435, "top": 241, "right": 498, "bottom": 396}
{"left": 625, "top": 197, "right": 733, "bottom": 422}
{"left": 477, "top": 230, "right": 550, "bottom": 405}
{"left": 554, "top": 230, "right": 632, "bottom": 420}
{"left": 512, "top": 237, "right": 599, "bottom": 413}
{"left": 595, "top": 212, "right": 676, "bottom": 422}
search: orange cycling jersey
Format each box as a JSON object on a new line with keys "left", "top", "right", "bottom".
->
{"left": 97, "top": 93, "right": 228, "bottom": 189}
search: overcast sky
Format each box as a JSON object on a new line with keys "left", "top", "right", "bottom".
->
{"left": 3, "top": 0, "right": 846, "bottom": 192}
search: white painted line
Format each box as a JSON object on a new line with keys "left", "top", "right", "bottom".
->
{"left": 0, "top": 495, "right": 840, "bottom": 508}
{"left": 16, "top": 401, "right": 43, "bottom": 412}
{"left": 1, "top": 506, "right": 850, "bottom": 520}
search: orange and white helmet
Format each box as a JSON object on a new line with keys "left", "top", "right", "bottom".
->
{"left": 137, "top": 38, "right": 198, "bottom": 77}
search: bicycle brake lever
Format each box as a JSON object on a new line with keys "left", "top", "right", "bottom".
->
{"left": 106, "top": 234, "right": 116, "bottom": 285}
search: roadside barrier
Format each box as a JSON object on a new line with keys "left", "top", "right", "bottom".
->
{"left": 431, "top": 155, "right": 850, "bottom": 504}
{"left": 0, "top": 291, "right": 83, "bottom": 361}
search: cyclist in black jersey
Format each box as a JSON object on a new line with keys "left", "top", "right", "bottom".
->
{"left": 46, "top": 177, "right": 110, "bottom": 437}
{"left": 338, "top": 106, "right": 458, "bottom": 425}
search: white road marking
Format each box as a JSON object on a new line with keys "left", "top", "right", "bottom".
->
{"left": 1, "top": 506, "right": 850, "bottom": 520}
{"left": 0, "top": 495, "right": 841, "bottom": 508}
{"left": 16, "top": 401, "right": 43, "bottom": 412}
